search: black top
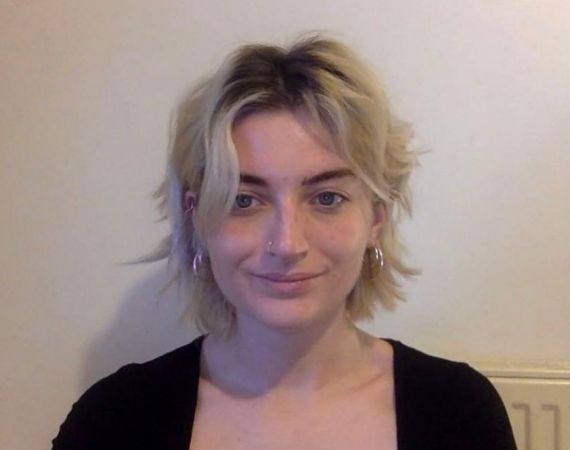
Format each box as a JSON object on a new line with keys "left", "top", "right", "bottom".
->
{"left": 52, "top": 335, "right": 517, "bottom": 450}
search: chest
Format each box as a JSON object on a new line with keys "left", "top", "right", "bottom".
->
{"left": 188, "top": 381, "right": 397, "bottom": 450}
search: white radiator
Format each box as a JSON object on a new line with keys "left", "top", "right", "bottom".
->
{"left": 474, "top": 363, "right": 570, "bottom": 450}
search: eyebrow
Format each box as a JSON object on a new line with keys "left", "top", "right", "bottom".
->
{"left": 239, "top": 169, "right": 355, "bottom": 187}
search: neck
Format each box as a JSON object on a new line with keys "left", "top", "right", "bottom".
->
{"left": 201, "top": 311, "right": 375, "bottom": 401}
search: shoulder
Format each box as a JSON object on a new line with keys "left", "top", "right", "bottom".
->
{"left": 390, "top": 339, "right": 494, "bottom": 400}
{"left": 81, "top": 333, "right": 204, "bottom": 405}
{"left": 389, "top": 340, "right": 517, "bottom": 450}
{"left": 52, "top": 334, "right": 206, "bottom": 450}
{"left": 117, "top": 333, "right": 204, "bottom": 390}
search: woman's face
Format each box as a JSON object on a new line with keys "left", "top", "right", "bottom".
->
{"left": 203, "top": 109, "right": 384, "bottom": 332}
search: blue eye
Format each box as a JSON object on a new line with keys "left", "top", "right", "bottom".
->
{"left": 315, "top": 192, "right": 345, "bottom": 207}
{"left": 234, "top": 194, "right": 257, "bottom": 209}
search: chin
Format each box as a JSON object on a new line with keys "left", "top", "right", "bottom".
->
{"left": 235, "top": 294, "right": 342, "bottom": 333}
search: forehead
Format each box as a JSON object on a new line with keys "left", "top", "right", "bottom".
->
{"left": 231, "top": 109, "right": 350, "bottom": 181}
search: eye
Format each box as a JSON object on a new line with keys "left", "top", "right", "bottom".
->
{"left": 314, "top": 191, "right": 346, "bottom": 208}
{"left": 233, "top": 194, "right": 259, "bottom": 209}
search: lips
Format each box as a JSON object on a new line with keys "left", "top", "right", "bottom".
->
{"left": 250, "top": 271, "right": 323, "bottom": 297}
{"left": 252, "top": 272, "right": 322, "bottom": 282}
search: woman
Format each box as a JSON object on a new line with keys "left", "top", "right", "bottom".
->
{"left": 53, "top": 34, "right": 517, "bottom": 450}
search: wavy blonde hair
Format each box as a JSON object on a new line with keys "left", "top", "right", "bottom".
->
{"left": 147, "top": 33, "right": 419, "bottom": 339}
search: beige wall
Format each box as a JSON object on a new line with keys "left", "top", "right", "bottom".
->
{"left": 1, "top": 1, "right": 568, "bottom": 448}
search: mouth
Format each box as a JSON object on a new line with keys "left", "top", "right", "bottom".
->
{"left": 249, "top": 271, "right": 324, "bottom": 297}
{"left": 251, "top": 272, "right": 323, "bottom": 282}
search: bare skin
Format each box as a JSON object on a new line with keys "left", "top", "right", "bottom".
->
{"left": 189, "top": 322, "right": 397, "bottom": 450}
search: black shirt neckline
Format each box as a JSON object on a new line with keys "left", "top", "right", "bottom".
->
{"left": 184, "top": 334, "right": 405, "bottom": 449}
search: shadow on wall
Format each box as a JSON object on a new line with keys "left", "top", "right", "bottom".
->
{"left": 80, "top": 265, "right": 200, "bottom": 390}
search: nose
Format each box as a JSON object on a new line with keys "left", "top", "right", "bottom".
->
{"left": 266, "top": 200, "right": 309, "bottom": 261}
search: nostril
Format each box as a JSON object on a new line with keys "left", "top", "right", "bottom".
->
{"left": 265, "top": 235, "right": 309, "bottom": 259}
{"left": 265, "top": 206, "right": 309, "bottom": 258}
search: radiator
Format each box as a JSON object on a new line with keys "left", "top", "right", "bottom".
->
{"left": 474, "top": 363, "right": 570, "bottom": 450}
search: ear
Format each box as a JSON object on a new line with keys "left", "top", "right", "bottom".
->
{"left": 183, "top": 190, "right": 197, "bottom": 215}
{"left": 368, "top": 202, "right": 385, "bottom": 246}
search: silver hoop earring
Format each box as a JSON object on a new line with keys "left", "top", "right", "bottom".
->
{"left": 373, "top": 246, "right": 384, "bottom": 270}
{"left": 365, "top": 245, "right": 384, "bottom": 279}
{"left": 192, "top": 248, "right": 205, "bottom": 276}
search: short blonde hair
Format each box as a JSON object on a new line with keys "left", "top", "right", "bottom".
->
{"left": 149, "top": 33, "right": 419, "bottom": 339}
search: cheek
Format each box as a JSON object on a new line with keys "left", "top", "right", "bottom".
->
{"left": 206, "top": 223, "right": 259, "bottom": 272}
{"left": 311, "top": 219, "right": 367, "bottom": 301}
{"left": 313, "top": 216, "right": 369, "bottom": 263}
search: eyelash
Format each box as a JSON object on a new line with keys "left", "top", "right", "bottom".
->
{"left": 231, "top": 191, "right": 348, "bottom": 212}
{"left": 233, "top": 194, "right": 260, "bottom": 210}
{"left": 312, "top": 191, "right": 347, "bottom": 209}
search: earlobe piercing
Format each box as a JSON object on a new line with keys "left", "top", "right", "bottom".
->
{"left": 192, "top": 248, "right": 206, "bottom": 276}
{"left": 364, "top": 245, "right": 384, "bottom": 279}
{"left": 373, "top": 246, "right": 384, "bottom": 269}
